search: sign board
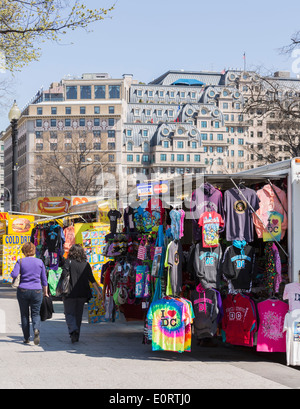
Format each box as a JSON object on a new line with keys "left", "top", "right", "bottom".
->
{"left": 1, "top": 234, "right": 31, "bottom": 283}
{"left": 8, "top": 215, "right": 34, "bottom": 236}
{"left": 74, "top": 222, "right": 112, "bottom": 323}
{"left": 137, "top": 180, "right": 169, "bottom": 197}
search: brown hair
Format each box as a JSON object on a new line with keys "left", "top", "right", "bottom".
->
{"left": 21, "top": 242, "right": 36, "bottom": 257}
{"left": 68, "top": 244, "right": 87, "bottom": 262}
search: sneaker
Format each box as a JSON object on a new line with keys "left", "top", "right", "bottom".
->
{"left": 33, "top": 329, "right": 40, "bottom": 345}
{"left": 23, "top": 339, "right": 30, "bottom": 344}
{"left": 70, "top": 331, "right": 79, "bottom": 343}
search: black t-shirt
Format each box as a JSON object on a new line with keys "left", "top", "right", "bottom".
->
{"left": 108, "top": 209, "right": 122, "bottom": 234}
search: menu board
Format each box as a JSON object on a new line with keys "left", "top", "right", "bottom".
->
{"left": 1, "top": 234, "right": 31, "bottom": 283}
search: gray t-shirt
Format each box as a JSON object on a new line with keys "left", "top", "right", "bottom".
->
{"left": 166, "top": 240, "right": 183, "bottom": 296}
{"left": 224, "top": 187, "right": 260, "bottom": 242}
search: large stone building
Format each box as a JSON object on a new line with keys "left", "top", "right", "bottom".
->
{"left": 1, "top": 68, "right": 299, "bottom": 209}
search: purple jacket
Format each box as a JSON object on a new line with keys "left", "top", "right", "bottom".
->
{"left": 190, "top": 183, "right": 225, "bottom": 241}
{"left": 11, "top": 257, "right": 48, "bottom": 290}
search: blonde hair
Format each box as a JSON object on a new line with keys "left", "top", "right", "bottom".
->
{"left": 21, "top": 242, "right": 36, "bottom": 257}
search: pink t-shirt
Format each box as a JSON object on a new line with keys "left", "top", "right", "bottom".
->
{"left": 256, "top": 299, "right": 288, "bottom": 353}
{"left": 283, "top": 283, "right": 300, "bottom": 311}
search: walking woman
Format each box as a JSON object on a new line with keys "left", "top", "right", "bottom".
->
{"left": 62, "top": 244, "right": 101, "bottom": 343}
{"left": 11, "top": 242, "right": 48, "bottom": 345}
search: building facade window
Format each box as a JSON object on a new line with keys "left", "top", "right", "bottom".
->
{"left": 95, "top": 85, "right": 106, "bottom": 99}
{"left": 80, "top": 86, "right": 91, "bottom": 99}
{"left": 109, "top": 85, "right": 120, "bottom": 99}
{"left": 66, "top": 86, "right": 77, "bottom": 99}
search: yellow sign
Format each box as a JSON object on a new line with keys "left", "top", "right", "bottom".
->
{"left": 1, "top": 234, "right": 31, "bottom": 283}
{"left": 74, "top": 222, "right": 112, "bottom": 324}
{"left": 8, "top": 215, "right": 34, "bottom": 235}
{"left": 0, "top": 220, "right": 6, "bottom": 236}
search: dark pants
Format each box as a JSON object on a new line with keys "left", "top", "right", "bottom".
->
{"left": 63, "top": 297, "right": 86, "bottom": 337}
{"left": 17, "top": 288, "right": 43, "bottom": 341}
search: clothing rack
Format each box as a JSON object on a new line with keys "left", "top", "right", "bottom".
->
{"left": 229, "top": 177, "right": 289, "bottom": 259}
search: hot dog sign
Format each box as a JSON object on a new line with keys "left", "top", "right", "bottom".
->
{"left": 37, "top": 197, "right": 71, "bottom": 215}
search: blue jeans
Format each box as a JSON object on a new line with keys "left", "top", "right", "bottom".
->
{"left": 17, "top": 288, "right": 43, "bottom": 341}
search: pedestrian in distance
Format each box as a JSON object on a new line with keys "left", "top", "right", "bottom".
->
{"left": 11, "top": 242, "right": 49, "bottom": 345}
{"left": 62, "top": 244, "right": 102, "bottom": 343}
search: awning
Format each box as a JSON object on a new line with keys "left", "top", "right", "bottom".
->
{"left": 171, "top": 79, "right": 205, "bottom": 86}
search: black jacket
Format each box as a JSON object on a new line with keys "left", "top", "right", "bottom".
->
{"left": 221, "top": 244, "right": 256, "bottom": 291}
{"left": 62, "top": 259, "right": 96, "bottom": 300}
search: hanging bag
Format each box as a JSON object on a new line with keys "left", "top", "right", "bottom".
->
{"left": 137, "top": 237, "right": 147, "bottom": 260}
{"left": 56, "top": 259, "right": 72, "bottom": 297}
{"left": 11, "top": 258, "right": 22, "bottom": 289}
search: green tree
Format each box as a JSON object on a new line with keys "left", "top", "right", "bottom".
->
{"left": 0, "top": 0, "right": 115, "bottom": 72}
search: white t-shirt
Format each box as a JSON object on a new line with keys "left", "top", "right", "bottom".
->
{"left": 283, "top": 309, "right": 300, "bottom": 366}
{"left": 283, "top": 283, "right": 300, "bottom": 311}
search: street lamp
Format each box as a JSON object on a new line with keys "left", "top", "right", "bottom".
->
{"left": 8, "top": 101, "right": 21, "bottom": 212}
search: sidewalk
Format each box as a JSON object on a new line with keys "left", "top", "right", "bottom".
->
{"left": 0, "top": 279, "right": 300, "bottom": 389}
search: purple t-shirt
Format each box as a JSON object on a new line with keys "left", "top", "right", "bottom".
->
{"left": 224, "top": 187, "right": 260, "bottom": 242}
{"left": 11, "top": 257, "right": 48, "bottom": 290}
{"left": 190, "top": 183, "right": 225, "bottom": 241}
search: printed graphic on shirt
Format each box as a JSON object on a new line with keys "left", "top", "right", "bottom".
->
{"left": 262, "top": 311, "right": 285, "bottom": 341}
{"left": 147, "top": 299, "right": 189, "bottom": 353}
{"left": 230, "top": 254, "right": 251, "bottom": 269}
{"left": 199, "top": 251, "right": 219, "bottom": 266}
{"left": 234, "top": 200, "right": 247, "bottom": 214}
{"left": 174, "top": 251, "right": 180, "bottom": 266}
{"left": 294, "top": 322, "right": 300, "bottom": 342}
{"left": 262, "top": 211, "right": 284, "bottom": 242}
{"left": 198, "top": 211, "right": 224, "bottom": 248}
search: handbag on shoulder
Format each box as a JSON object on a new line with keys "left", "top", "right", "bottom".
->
{"left": 11, "top": 258, "right": 22, "bottom": 289}
{"left": 56, "top": 259, "right": 72, "bottom": 296}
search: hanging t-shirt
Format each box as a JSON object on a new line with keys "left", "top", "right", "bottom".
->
{"left": 222, "top": 293, "right": 256, "bottom": 347}
{"left": 283, "top": 309, "right": 300, "bottom": 366}
{"left": 224, "top": 187, "right": 260, "bottom": 242}
{"left": 191, "top": 286, "right": 220, "bottom": 339}
{"left": 262, "top": 211, "right": 284, "bottom": 242}
{"left": 147, "top": 297, "right": 191, "bottom": 353}
{"left": 190, "top": 183, "right": 225, "bottom": 242}
{"left": 198, "top": 211, "right": 224, "bottom": 248}
{"left": 221, "top": 244, "right": 256, "bottom": 292}
{"left": 256, "top": 299, "right": 288, "bottom": 353}
{"left": 146, "top": 198, "right": 165, "bottom": 230}
{"left": 193, "top": 243, "right": 223, "bottom": 290}
{"left": 283, "top": 283, "right": 300, "bottom": 311}
{"left": 165, "top": 240, "right": 183, "bottom": 296}
{"left": 107, "top": 209, "right": 122, "bottom": 234}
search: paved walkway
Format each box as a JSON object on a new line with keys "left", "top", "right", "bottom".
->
{"left": 0, "top": 280, "right": 300, "bottom": 390}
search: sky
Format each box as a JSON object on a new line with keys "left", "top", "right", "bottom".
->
{"left": 1, "top": 0, "right": 300, "bottom": 131}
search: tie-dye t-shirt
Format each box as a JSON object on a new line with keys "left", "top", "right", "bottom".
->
{"left": 176, "top": 298, "right": 195, "bottom": 352}
{"left": 147, "top": 297, "right": 193, "bottom": 353}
